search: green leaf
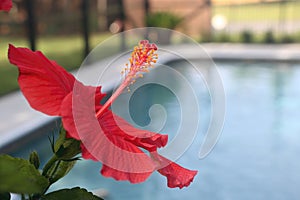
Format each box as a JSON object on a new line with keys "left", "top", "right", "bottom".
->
{"left": 47, "top": 160, "right": 76, "bottom": 184}
{"left": 0, "top": 155, "right": 49, "bottom": 194}
{"left": 42, "top": 187, "right": 103, "bottom": 200}
{"left": 0, "top": 192, "right": 10, "bottom": 200}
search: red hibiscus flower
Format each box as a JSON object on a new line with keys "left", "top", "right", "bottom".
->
{"left": 0, "top": 0, "right": 12, "bottom": 12}
{"left": 8, "top": 41, "right": 197, "bottom": 188}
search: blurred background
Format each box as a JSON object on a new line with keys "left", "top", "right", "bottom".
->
{"left": 1, "top": 1, "right": 300, "bottom": 199}
{"left": 0, "top": 0, "right": 300, "bottom": 96}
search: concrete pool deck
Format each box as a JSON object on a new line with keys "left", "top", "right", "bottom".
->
{"left": 1, "top": 43, "right": 300, "bottom": 150}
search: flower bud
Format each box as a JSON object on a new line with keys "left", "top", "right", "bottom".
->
{"left": 29, "top": 151, "right": 40, "bottom": 169}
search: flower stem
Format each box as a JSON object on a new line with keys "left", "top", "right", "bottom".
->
{"left": 42, "top": 155, "right": 58, "bottom": 177}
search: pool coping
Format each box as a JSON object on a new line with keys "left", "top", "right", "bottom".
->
{"left": 1, "top": 43, "right": 300, "bottom": 152}
{"left": 202, "top": 43, "right": 300, "bottom": 62}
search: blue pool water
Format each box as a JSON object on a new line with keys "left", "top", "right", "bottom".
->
{"left": 8, "top": 60, "right": 300, "bottom": 200}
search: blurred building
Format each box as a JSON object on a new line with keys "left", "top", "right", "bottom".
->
{"left": 212, "top": 0, "right": 279, "bottom": 5}
{"left": 0, "top": 0, "right": 212, "bottom": 38}
{"left": 123, "top": 0, "right": 212, "bottom": 37}
{"left": 1, "top": 0, "right": 296, "bottom": 39}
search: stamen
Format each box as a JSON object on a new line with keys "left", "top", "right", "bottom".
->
{"left": 96, "top": 40, "right": 158, "bottom": 118}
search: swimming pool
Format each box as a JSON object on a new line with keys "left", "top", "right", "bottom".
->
{"left": 7, "top": 60, "right": 300, "bottom": 200}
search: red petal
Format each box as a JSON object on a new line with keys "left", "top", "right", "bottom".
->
{"left": 152, "top": 152, "right": 198, "bottom": 189}
{"left": 80, "top": 143, "right": 97, "bottom": 161}
{"left": 81, "top": 142, "right": 151, "bottom": 183}
{"left": 8, "top": 44, "right": 75, "bottom": 116}
{"left": 101, "top": 164, "right": 151, "bottom": 184}
{"left": 61, "top": 83, "right": 104, "bottom": 140}
{"left": 61, "top": 93, "right": 80, "bottom": 140}
{"left": 0, "top": 0, "right": 12, "bottom": 12}
{"left": 61, "top": 81, "right": 167, "bottom": 151}
{"left": 100, "top": 111, "right": 168, "bottom": 152}
{"left": 60, "top": 84, "right": 157, "bottom": 182}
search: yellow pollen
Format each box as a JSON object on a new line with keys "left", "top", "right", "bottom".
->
{"left": 120, "top": 40, "right": 158, "bottom": 90}
{"left": 95, "top": 40, "right": 158, "bottom": 118}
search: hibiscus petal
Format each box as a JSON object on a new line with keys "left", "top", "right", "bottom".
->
{"left": 80, "top": 143, "right": 98, "bottom": 161}
{"left": 100, "top": 111, "right": 168, "bottom": 152}
{"left": 61, "top": 92, "right": 81, "bottom": 140}
{"left": 101, "top": 164, "right": 151, "bottom": 184}
{"left": 8, "top": 44, "right": 75, "bottom": 116}
{"left": 61, "top": 84, "right": 156, "bottom": 179}
{"left": 158, "top": 162, "right": 197, "bottom": 189}
{"left": 81, "top": 143, "right": 151, "bottom": 183}
{"left": 152, "top": 152, "right": 198, "bottom": 189}
{"left": 61, "top": 83, "right": 105, "bottom": 140}
{"left": 61, "top": 81, "right": 167, "bottom": 151}
{"left": 0, "top": 0, "right": 12, "bottom": 12}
